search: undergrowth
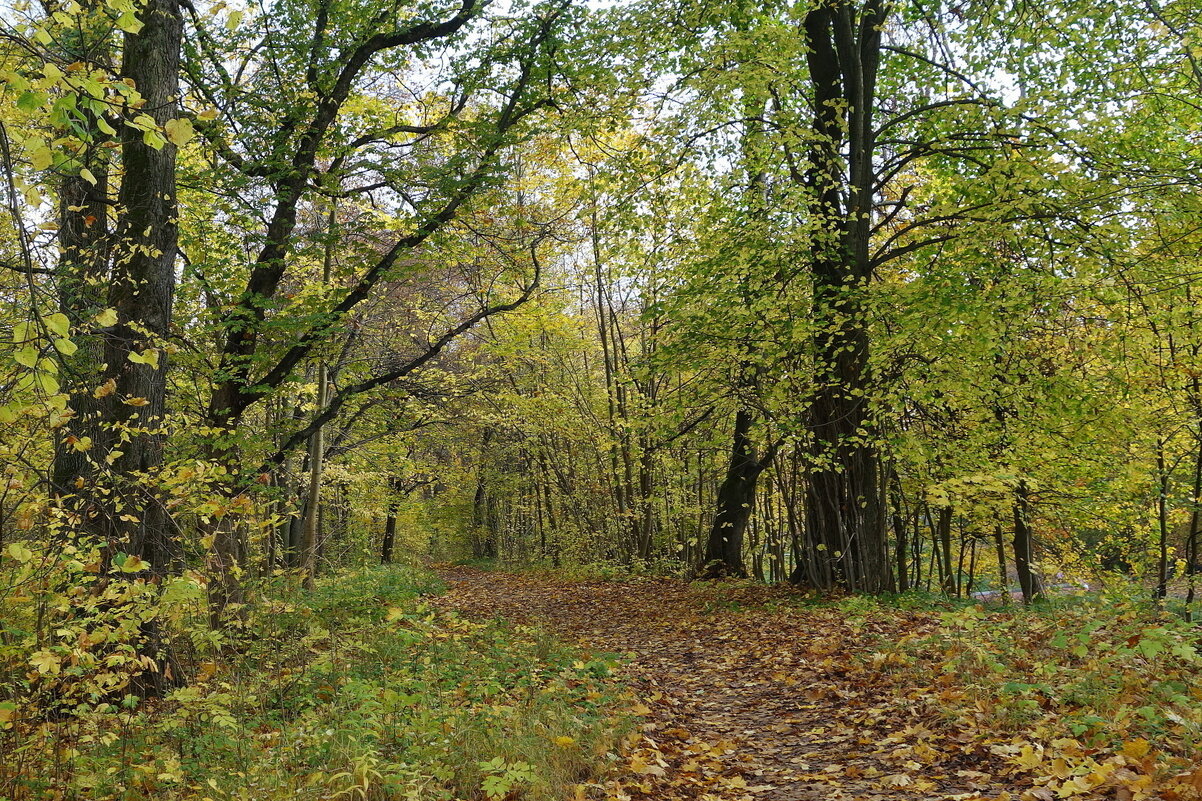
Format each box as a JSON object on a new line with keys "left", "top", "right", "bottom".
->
{"left": 869, "top": 595, "right": 1202, "bottom": 798}
{"left": 0, "top": 564, "right": 632, "bottom": 800}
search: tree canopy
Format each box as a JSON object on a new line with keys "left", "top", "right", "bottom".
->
{"left": 5, "top": 0, "right": 1202, "bottom": 796}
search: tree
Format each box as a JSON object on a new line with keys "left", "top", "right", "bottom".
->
{"left": 177, "top": 0, "right": 575, "bottom": 622}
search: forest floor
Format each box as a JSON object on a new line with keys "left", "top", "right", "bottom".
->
{"left": 433, "top": 566, "right": 1036, "bottom": 801}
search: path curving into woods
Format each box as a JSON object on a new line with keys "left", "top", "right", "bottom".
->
{"left": 433, "top": 566, "right": 1026, "bottom": 801}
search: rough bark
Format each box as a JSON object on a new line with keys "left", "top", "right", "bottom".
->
{"left": 104, "top": 0, "right": 183, "bottom": 575}
{"left": 791, "top": 0, "right": 892, "bottom": 594}
{"left": 49, "top": 3, "right": 113, "bottom": 537}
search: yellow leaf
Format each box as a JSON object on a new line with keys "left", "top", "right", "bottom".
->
{"left": 44, "top": 312, "right": 70, "bottom": 337}
{"left": 95, "top": 308, "right": 118, "bottom": 327}
{"left": 553, "top": 736, "right": 576, "bottom": 747}
{"left": 93, "top": 378, "right": 116, "bottom": 398}
{"left": 6, "top": 542, "right": 33, "bottom": 562}
{"left": 1015, "top": 743, "right": 1044, "bottom": 770}
{"left": 79, "top": 167, "right": 97, "bottom": 186}
{"left": 128, "top": 348, "right": 160, "bottom": 369}
{"left": 29, "top": 142, "right": 52, "bottom": 171}
{"left": 164, "top": 117, "right": 195, "bottom": 147}
{"left": 14, "top": 345, "right": 38, "bottom": 368}
{"left": 1121, "top": 739, "right": 1151, "bottom": 760}
{"left": 143, "top": 129, "right": 167, "bottom": 150}
{"left": 29, "top": 650, "right": 60, "bottom": 675}
{"left": 115, "top": 10, "right": 143, "bottom": 32}
{"left": 35, "top": 371, "right": 60, "bottom": 395}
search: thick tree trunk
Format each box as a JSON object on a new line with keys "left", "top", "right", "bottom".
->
{"left": 105, "top": 0, "right": 182, "bottom": 572}
{"left": 91, "top": 0, "right": 184, "bottom": 693}
{"left": 52, "top": 172, "right": 110, "bottom": 535}
{"left": 1013, "top": 481, "right": 1042, "bottom": 603}
{"left": 49, "top": 5, "right": 112, "bottom": 525}
{"left": 791, "top": 0, "right": 891, "bottom": 594}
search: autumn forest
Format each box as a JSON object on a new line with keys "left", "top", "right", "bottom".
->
{"left": 2, "top": 0, "right": 1202, "bottom": 798}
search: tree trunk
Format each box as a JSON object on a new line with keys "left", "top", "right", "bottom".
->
{"left": 1156, "top": 439, "right": 1171, "bottom": 600}
{"left": 298, "top": 205, "right": 335, "bottom": 589}
{"left": 92, "top": 0, "right": 184, "bottom": 693}
{"left": 472, "top": 429, "right": 497, "bottom": 558}
{"left": 890, "top": 476, "right": 909, "bottom": 591}
{"left": 1185, "top": 425, "right": 1202, "bottom": 618}
{"left": 636, "top": 443, "right": 655, "bottom": 561}
{"left": 103, "top": 0, "right": 182, "bottom": 575}
{"left": 941, "top": 507, "right": 956, "bottom": 596}
{"left": 698, "top": 408, "right": 774, "bottom": 578}
{"left": 1013, "top": 481, "right": 1042, "bottom": 603}
{"left": 298, "top": 363, "right": 327, "bottom": 589}
{"left": 47, "top": 4, "right": 112, "bottom": 526}
{"left": 994, "top": 523, "right": 1009, "bottom": 602}
{"left": 381, "top": 495, "right": 399, "bottom": 564}
{"left": 793, "top": 0, "right": 891, "bottom": 594}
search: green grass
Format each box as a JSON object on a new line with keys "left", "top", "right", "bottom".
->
{"left": 0, "top": 565, "right": 633, "bottom": 800}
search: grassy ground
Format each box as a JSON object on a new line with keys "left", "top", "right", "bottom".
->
{"left": 0, "top": 565, "right": 634, "bottom": 800}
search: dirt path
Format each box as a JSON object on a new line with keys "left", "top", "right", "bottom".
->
{"left": 433, "top": 566, "right": 1024, "bottom": 801}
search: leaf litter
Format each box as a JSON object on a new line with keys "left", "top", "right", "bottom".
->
{"left": 433, "top": 567, "right": 1202, "bottom": 801}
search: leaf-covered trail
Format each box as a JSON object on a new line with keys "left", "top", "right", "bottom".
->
{"left": 433, "top": 567, "right": 1024, "bottom": 801}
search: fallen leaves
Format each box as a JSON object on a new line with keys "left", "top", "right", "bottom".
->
{"left": 433, "top": 568, "right": 1202, "bottom": 801}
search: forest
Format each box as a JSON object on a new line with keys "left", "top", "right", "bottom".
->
{"left": 2, "top": 0, "right": 1202, "bottom": 797}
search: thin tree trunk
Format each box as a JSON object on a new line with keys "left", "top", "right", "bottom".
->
{"left": 937, "top": 506, "right": 954, "bottom": 596}
{"left": 1153, "top": 437, "right": 1171, "bottom": 601}
{"left": 299, "top": 205, "right": 335, "bottom": 590}
{"left": 382, "top": 493, "right": 399, "bottom": 565}
{"left": 1186, "top": 425, "right": 1202, "bottom": 618}
{"left": 891, "top": 475, "right": 909, "bottom": 591}
{"left": 994, "top": 523, "right": 1009, "bottom": 603}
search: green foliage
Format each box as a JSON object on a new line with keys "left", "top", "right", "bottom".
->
{"left": 0, "top": 565, "right": 632, "bottom": 800}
